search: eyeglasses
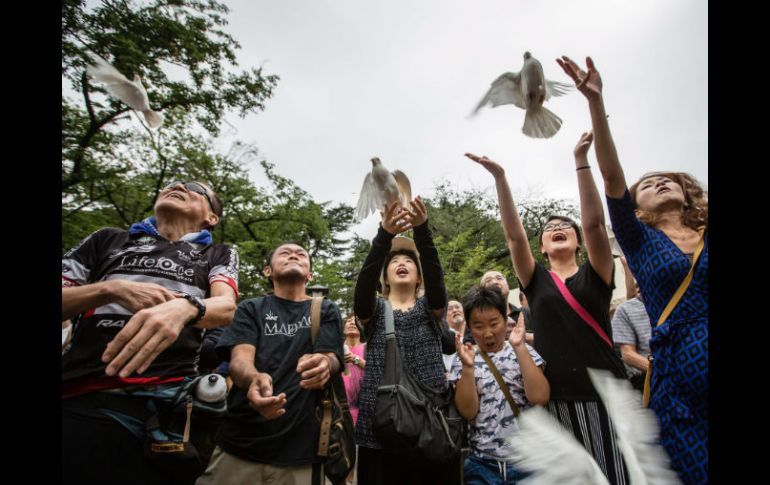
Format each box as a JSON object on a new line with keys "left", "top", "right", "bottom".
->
{"left": 542, "top": 221, "right": 573, "bottom": 232}
{"left": 164, "top": 181, "right": 217, "bottom": 214}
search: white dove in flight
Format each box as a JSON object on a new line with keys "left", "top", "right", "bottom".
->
{"left": 509, "top": 370, "right": 682, "bottom": 485}
{"left": 86, "top": 52, "right": 164, "bottom": 129}
{"left": 354, "top": 157, "right": 412, "bottom": 222}
{"left": 510, "top": 406, "right": 610, "bottom": 485}
{"left": 472, "top": 51, "right": 572, "bottom": 139}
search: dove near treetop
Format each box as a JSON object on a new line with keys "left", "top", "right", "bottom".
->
{"left": 86, "top": 52, "right": 164, "bottom": 129}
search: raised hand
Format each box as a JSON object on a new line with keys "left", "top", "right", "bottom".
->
{"left": 409, "top": 195, "right": 428, "bottom": 228}
{"left": 556, "top": 56, "right": 603, "bottom": 102}
{"left": 465, "top": 153, "right": 505, "bottom": 179}
{"left": 574, "top": 131, "right": 594, "bottom": 160}
{"left": 508, "top": 312, "right": 526, "bottom": 349}
{"left": 455, "top": 332, "right": 476, "bottom": 368}
{"left": 380, "top": 200, "right": 414, "bottom": 235}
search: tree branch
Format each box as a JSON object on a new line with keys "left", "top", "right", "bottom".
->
{"left": 81, "top": 71, "right": 96, "bottom": 126}
{"left": 63, "top": 107, "right": 132, "bottom": 190}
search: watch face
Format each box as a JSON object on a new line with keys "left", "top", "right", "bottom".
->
{"left": 181, "top": 293, "right": 206, "bottom": 324}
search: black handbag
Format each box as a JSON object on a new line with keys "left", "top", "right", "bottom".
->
{"left": 373, "top": 300, "right": 464, "bottom": 462}
{"left": 310, "top": 297, "right": 357, "bottom": 484}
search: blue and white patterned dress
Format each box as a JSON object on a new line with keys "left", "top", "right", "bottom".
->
{"left": 608, "top": 190, "right": 708, "bottom": 485}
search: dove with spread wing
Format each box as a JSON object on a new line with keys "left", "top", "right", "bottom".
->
{"left": 86, "top": 52, "right": 164, "bottom": 129}
{"left": 510, "top": 406, "right": 610, "bottom": 485}
{"left": 354, "top": 157, "right": 412, "bottom": 222}
{"left": 472, "top": 51, "right": 571, "bottom": 139}
{"left": 587, "top": 369, "right": 682, "bottom": 485}
{"left": 509, "top": 370, "right": 681, "bottom": 485}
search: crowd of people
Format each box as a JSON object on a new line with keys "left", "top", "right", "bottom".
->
{"left": 62, "top": 56, "right": 708, "bottom": 485}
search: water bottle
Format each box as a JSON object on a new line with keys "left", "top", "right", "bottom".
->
{"left": 195, "top": 374, "right": 228, "bottom": 403}
{"left": 343, "top": 344, "right": 350, "bottom": 376}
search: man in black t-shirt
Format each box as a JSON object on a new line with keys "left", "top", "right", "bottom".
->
{"left": 198, "top": 242, "right": 344, "bottom": 485}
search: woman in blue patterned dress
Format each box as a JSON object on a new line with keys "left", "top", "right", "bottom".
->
{"left": 558, "top": 55, "right": 708, "bottom": 485}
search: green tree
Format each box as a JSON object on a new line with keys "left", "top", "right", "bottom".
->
{"left": 422, "top": 183, "right": 580, "bottom": 300}
{"left": 62, "top": 127, "right": 358, "bottom": 302}
{"left": 62, "top": 0, "right": 278, "bottom": 192}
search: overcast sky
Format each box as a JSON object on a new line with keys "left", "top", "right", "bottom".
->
{"left": 213, "top": 0, "right": 707, "bottom": 238}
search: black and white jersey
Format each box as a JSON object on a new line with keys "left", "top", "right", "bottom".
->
{"left": 62, "top": 228, "right": 239, "bottom": 384}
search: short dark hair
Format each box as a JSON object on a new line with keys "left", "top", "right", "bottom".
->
{"left": 462, "top": 285, "right": 508, "bottom": 324}
{"left": 538, "top": 214, "right": 583, "bottom": 258}
{"left": 264, "top": 241, "right": 313, "bottom": 288}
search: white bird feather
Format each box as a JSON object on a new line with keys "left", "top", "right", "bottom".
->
{"left": 472, "top": 52, "right": 572, "bottom": 139}
{"left": 587, "top": 369, "right": 682, "bottom": 485}
{"left": 510, "top": 405, "right": 610, "bottom": 485}
{"left": 354, "top": 157, "right": 412, "bottom": 222}
{"left": 86, "top": 52, "right": 164, "bottom": 129}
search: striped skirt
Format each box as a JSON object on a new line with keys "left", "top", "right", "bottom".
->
{"left": 547, "top": 400, "right": 628, "bottom": 485}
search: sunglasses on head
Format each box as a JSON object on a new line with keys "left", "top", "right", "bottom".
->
{"left": 164, "top": 181, "right": 216, "bottom": 213}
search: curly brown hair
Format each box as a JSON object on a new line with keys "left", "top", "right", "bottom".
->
{"left": 629, "top": 172, "right": 708, "bottom": 231}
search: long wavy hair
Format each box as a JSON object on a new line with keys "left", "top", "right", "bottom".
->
{"left": 629, "top": 172, "right": 708, "bottom": 230}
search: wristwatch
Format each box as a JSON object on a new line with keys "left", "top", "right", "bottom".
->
{"left": 179, "top": 293, "right": 206, "bottom": 326}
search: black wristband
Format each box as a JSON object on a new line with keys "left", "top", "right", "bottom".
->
{"left": 179, "top": 293, "right": 206, "bottom": 326}
{"left": 576, "top": 166, "right": 591, "bottom": 171}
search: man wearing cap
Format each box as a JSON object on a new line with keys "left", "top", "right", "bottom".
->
{"left": 62, "top": 180, "right": 239, "bottom": 485}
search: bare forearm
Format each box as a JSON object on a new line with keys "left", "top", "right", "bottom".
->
{"left": 575, "top": 155, "right": 605, "bottom": 230}
{"left": 621, "top": 346, "right": 649, "bottom": 372}
{"left": 621, "top": 262, "right": 636, "bottom": 300}
{"left": 575, "top": 151, "right": 614, "bottom": 283}
{"left": 513, "top": 344, "right": 550, "bottom": 405}
{"left": 588, "top": 98, "right": 627, "bottom": 198}
{"left": 229, "top": 357, "right": 260, "bottom": 390}
{"left": 454, "top": 368, "right": 479, "bottom": 420}
{"left": 190, "top": 295, "right": 236, "bottom": 329}
{"left": 494, "top": 175, "right": 535, "bottom": 285}
{"left": 495, "top": 175, "right": 528, "bottom": 246}
{"left": 62, "top": 282, "right": 116, "bottom": 320}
